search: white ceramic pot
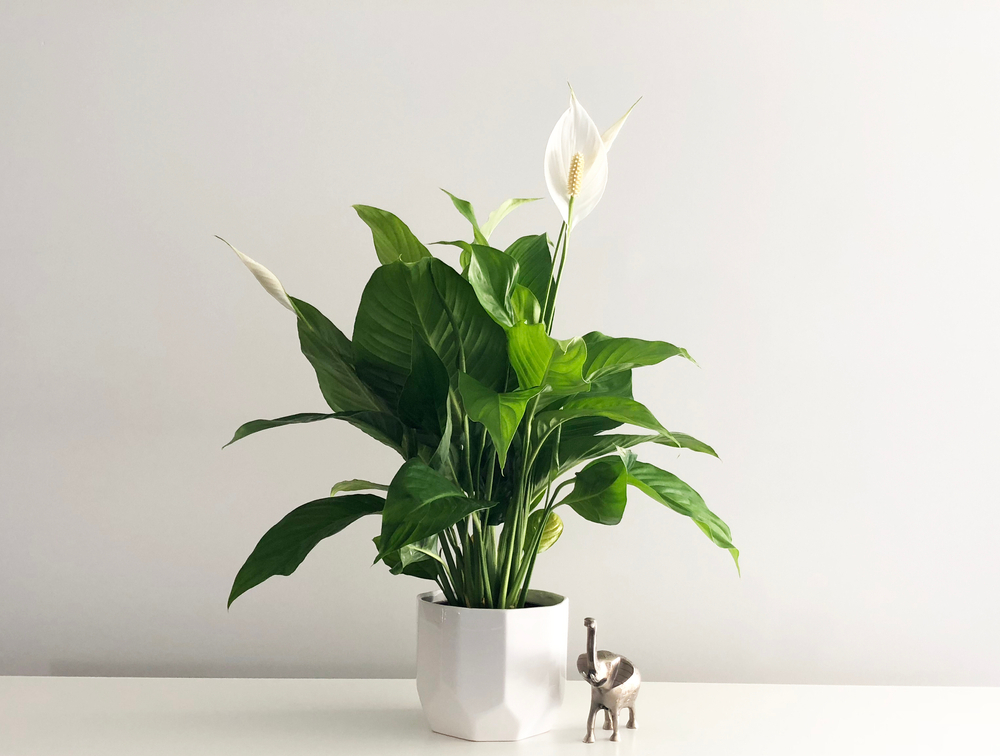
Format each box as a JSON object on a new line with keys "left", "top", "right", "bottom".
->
{"left": 415, "top": 589, "right": 568, "bottom": 741}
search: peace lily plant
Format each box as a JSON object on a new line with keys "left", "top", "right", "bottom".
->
{"left": 222, "top": 88, "right": 738, "bottom": 612}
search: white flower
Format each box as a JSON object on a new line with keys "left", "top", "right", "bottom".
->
{"left": 217, "top": 236, "right": 294, "bottom": 311}
{"left": 544, "top": 87, "right": 639, "bottom": 229}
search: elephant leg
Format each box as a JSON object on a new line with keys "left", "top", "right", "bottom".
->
{"left": 603, "top": 709, "right": 613, "bottom": 730}
{"left": 584, "top": 701, "right": 601, "bottom": 743}
{"left": 609, "top": 707, "right": 621, "bottom": 742}
{"left": 627, "top": 703, "right": 637, "bottom": 729}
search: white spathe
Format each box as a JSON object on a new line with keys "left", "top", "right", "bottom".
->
{"left": 217, "top": 236, "right": 294, "bottom": 312}
{"left": 415, "top": 590, "right": 568, "bottom": 741}
{"left": 543, "top": 88, "right": 638, "bottom": 230}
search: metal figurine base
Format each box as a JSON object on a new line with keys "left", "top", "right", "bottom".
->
{"left": 576, "top": 617, "right": 641, "bottom": 743}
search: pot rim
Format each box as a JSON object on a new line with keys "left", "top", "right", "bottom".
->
{"left": 418, "top": 589, "right": 566, "bottom": 612}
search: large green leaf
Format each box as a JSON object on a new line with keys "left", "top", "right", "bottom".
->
{"left": 377, "top": 460, "right": 491, "bottom": 559}
{"left": 559, "top": 456, "right": 629, "bottom": 525}
{"left": 228, "top": 494, "right": 384, "bottom": 607}
{"left": 224, "top": 410, "right": 408, "bottom": 455}
{"left": 353, "top": 258, "right": 508, "bottom": 404}
{"left": 534, "top": 395, "right": 671, "bottom": 445}
{"left": 524, "top": 509, "right": 564, "bottom": 554}
{"left": 353, "top": 205, "right": 431, "bottom": 265}
{"left": 330, "top": 479, "right": 389, "bottom": 496}
{"left": 557, "top": 431, "right": 719, "bottom": 470}
{"left": 458, "top": 372, "right": 543, "bottom": 468}
{"left": 504, "top": 235, "right": 552, "bottom": 306}
{"left": 398, "top": 333, "right": 451, "bottom": 436}
{"left": 511, "top": 285, "right": 542, "bottom": 326}
{"left": 582, "top": 331, "right": 694, "bottom": 380}
{"left": 468, "top": 245, "right": 519, "bottom": 328}
{"left": 290, "top": 297, "right": 387, "bottom": 415}
{"left": 481, "top": 198, "right": 540, "bottom": 241}
{"left": 373, "top": 535, "right": 440, "bottom": 580}
{"left": 507, "top": 323, "right": 589, "bottom": 395}
{"left": 224, "top": 412, "right": 341, "bottom": 448}
{"left": 625, "top": 459, "right": 739, "bottom": 571}
{"left": 431, "top": 240, "right": 474, "bottom": 276}
{"left": 441, "top": 189, "right": 488, "bottom": 246}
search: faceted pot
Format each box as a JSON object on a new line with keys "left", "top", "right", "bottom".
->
{"left": 415, "top": 589, "right": 568, "bottom": 741}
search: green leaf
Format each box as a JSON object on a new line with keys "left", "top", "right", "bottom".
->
{"left": 290, "top": 297, "right": 387, "bottom": 415}
{"left": 224, "top": 410, "right": 408, "bottom": 455}
{"left": 428, "top": 396, "right": 458, "bottom": 479}
{"left": 507, "top": 323, "right": 589, "bottom": 395}
{"left": 228, "top": 494, "right": 384, "bottom": 607}
{"left": 481, "top": 198, "right": 541, "bottom": 241}
{"left": 511, "top": 285, "right": 542, "bottom": 325}
{"left": 458, "top": 372, "right": 543, "bottom": 468}
{"left": 330, "top": 479, "right": 389, "bottom": 496}
{"left": 353, "top": 205, "right": 431, "bottom": 265}
{"left": 468, "top": 245, "right": 519, "bottom": 328}
{"left": 625, "top": 459, "right": 739, "bottom": 571}
{"left": 534, "top": 395, "right": 671, "bottom": 445}
{"left": 353, "top": 258, "right": 508, "bottom": 405}
{"left": 430, "top": 240, "right": 473, "bottom": 275}
{"left": 373, "top": 535, "right": 440, "bottom": 580}
{"left": 398, "top": 332, "right": 451, "bottom": 436}
{"left": 582, "top": 331, "right": 694, "bottom": 380}
{"left": 504, "top": 234, "right": 552, "bottom": 306}
{"left": 441, "top": 190, "right": 488, "bottom": 246}
{"left": 559, "top": 456, "right": 629, "bottom": 525}
{"left": 525, "top": 509, "right": 564, "bottom": 554}
{"left": 377, "top": 460, "right": 491, "bottom": 558}
{"left": 558, "top": 432, "right": 719, "bottom": 469}
{"left": 397, "top": 536, "right": 446, "bottom": 571}
{"left": 225, "top": 412, "right": 341, "bottom": 448}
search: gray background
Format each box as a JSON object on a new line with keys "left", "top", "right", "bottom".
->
{"left": 2, "top": 1, "right": 998, "bottom": 685}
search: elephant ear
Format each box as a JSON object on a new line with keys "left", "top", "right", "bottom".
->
{"left": 612, "top": 658, "right": 635, "bottom": 687}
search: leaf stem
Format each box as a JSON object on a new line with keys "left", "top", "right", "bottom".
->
{"left": 545, "top": 198, "right": 574, "bottom": 333}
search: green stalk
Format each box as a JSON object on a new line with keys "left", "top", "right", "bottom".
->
{"left": 513, "top": 479, "right": 573, "bottom": 606}
{"left": 460, "top": 522, "right": 478, "bottom": 607}
{"left": 435, "top": 561, "right": 459, "bottom": 606}
{"left": 471, "top": 514, "right": 493, "bottom": 607}
{"left": 546, "top": 198, "right": 575, "bottom": 333}
{"left": 440, "top": 528, "right": 465, "bottom": 604}
{"left": 541, "top": 222, "right": 566, "bottom": 325}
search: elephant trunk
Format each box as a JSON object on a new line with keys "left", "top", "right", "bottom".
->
{"left": 584, "top": 618, "right": 598, "bottom": 677}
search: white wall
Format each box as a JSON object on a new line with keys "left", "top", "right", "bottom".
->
{"left": 2, "top": 1, "right": 998, "bottom": 685}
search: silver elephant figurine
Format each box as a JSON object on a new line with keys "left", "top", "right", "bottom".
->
{"left": 577, "top": 617, "right": 640, "bottom": 743}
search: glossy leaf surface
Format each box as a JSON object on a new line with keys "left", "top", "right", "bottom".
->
{"left": 441, "top": 190, "right": 488, "bottom": 245}
{"left": 377, "top": 460, "right": 491, "bottom": 558}
{"left": 225, "top": 410, "right": 407, "bottom": 456}
{"left": 504, "top": 235, "right": 552, "bottom": 306}
{"left": 459, "top": 372, "right": 543, "bottom": 468}
{"left": 510, "top": 285, "right": 542, "bottom": 325}
{"left": 353, "top": 258, "right": 507, "bottom": 404}
{"left": 290, "top": 297, "right": 387, "bottom": 414}
{"left": 525, "top": 509, "right": 564, "bottom": 554}
{"left": 330, "top": 479, "right": 389, "bottom": 496}
{"left": 229, "top": 494, "right": 384, "bottom": 607}
{"left": 398, "top": 333, "right": 451, "bottom": 436}
{"left": 507, "top": 323, "right": 589, "bottom": 395}
{"left": 534, "top": 395, "right": 669, "bottom": 444}
{"left": 559, "top": 456, "right": 628, "bottom": 525}
{"left": 467, "top": 245, "right": 518, "bottom": 328}
{"left": 625, "top": 459, "right": 740, "bottom": 570}
{"left": 353, "top": 205, "right": 431, "bottom": 265}
{"left": 582, "top": 331, "right": 694, "bottom": 380}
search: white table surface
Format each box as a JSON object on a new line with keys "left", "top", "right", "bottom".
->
{"left": 0, "top": 677, "right": 996, "bottom": 755}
